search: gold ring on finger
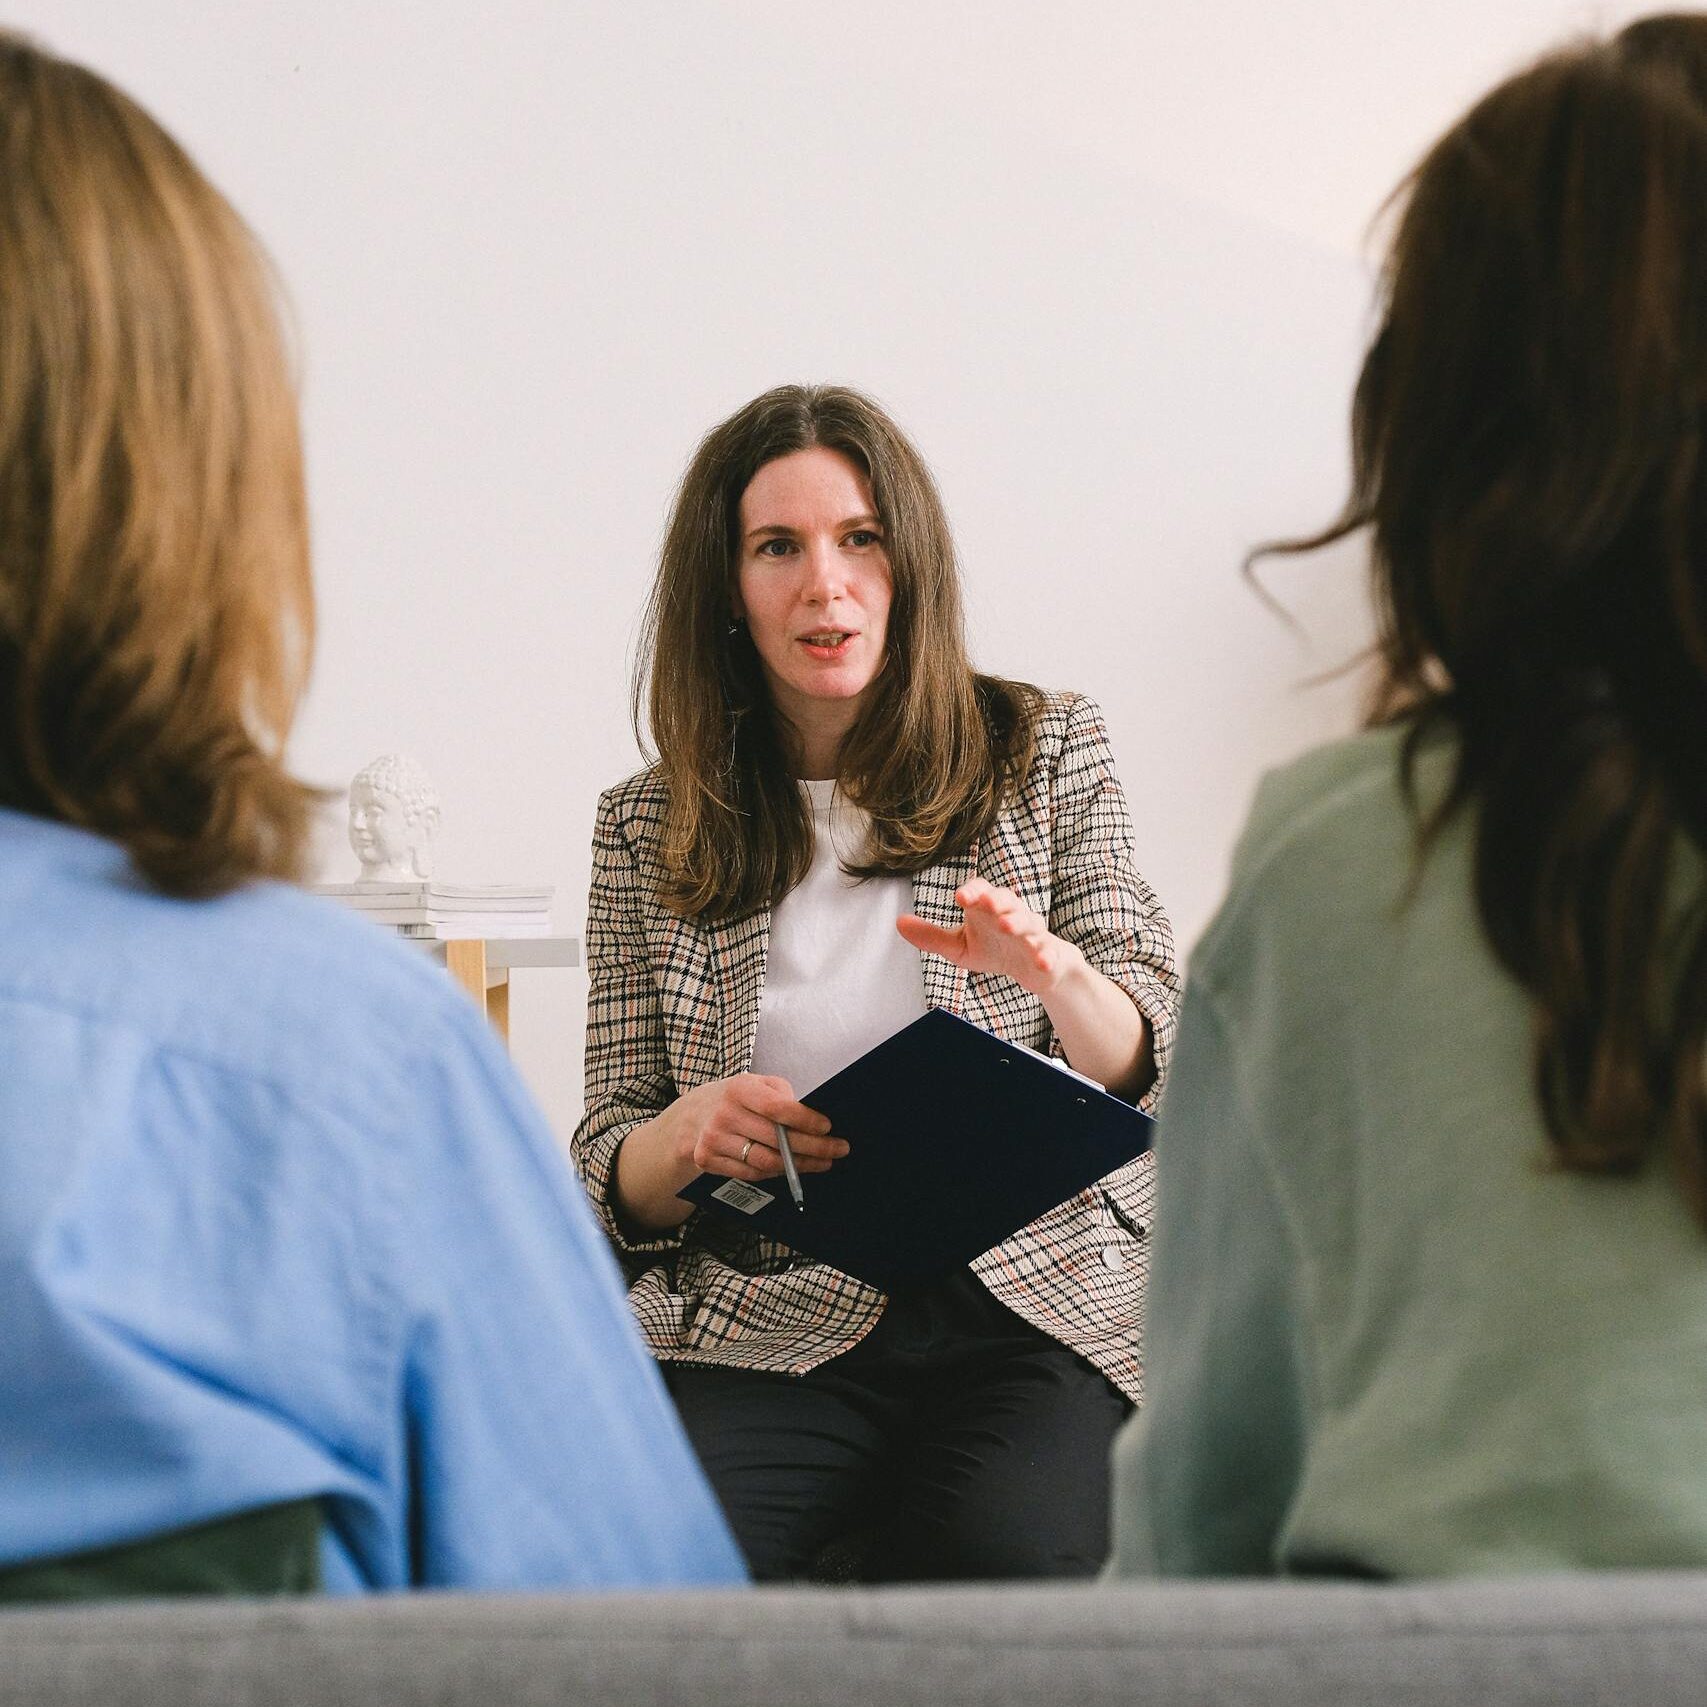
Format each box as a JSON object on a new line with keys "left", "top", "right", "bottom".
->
{"left": 739, "top": 1138, "right": 754, "bottom": 1164}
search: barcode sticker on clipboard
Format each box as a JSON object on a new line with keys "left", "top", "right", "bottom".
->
{"left": 709, "top": 1178, "right": 773, "bottom": 1216}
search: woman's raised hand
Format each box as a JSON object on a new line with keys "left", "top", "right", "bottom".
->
{"left": 895, "top": 876, "right": 1083, "bottom": 998}
{"left": 663, "top": 1073, "right": 847, "bottom": 1182}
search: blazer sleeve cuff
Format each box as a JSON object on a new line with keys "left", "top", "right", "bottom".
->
{"left": 1047, "top": 968, "right": 1178, "bottom": 1115}
{"left": 577, "top": 1115, "right": 691, "bottom": 1257}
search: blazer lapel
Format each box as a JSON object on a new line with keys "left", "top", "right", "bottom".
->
{"left": 708, "top": 904, "right": 772, "bottom": 1078}
{"left": 911, "top": 840, "right": 979, "bottom": 1013}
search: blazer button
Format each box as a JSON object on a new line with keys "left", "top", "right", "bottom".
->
{"left": 1101, "top": 1245, "right": 1126, "bottom": 1272}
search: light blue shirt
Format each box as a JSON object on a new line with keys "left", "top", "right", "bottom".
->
{"left": 0, "top": 807, "right": 746, "bottom": 1592}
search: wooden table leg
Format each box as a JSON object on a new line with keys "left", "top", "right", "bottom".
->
{"left": 487, "top": 973, "right": 510, "bottom": 1046}
{"left": 445, "top": 939, "right": 488, "bottom": 1020}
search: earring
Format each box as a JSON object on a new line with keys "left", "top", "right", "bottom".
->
{"left": 727, "top": 616, "right": 745, "bottom": 637}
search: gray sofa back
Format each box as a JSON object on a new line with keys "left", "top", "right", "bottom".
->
{"left": 2, "top": 1573, "right": 1703, "bottom": 1707}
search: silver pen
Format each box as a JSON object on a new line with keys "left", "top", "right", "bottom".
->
{"left": 773, "top": 1120, "right": 805, "bottom": 1211}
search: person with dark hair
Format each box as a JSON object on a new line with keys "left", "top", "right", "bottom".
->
{"left": 573, "top": 384, "right": 1179, "bottom": 1581}
{"left": 1109, "top": 14, "right": 1707, "bottom": 1579}
{"left": 0, "top": 30, "right": 744, "bottom": 1597}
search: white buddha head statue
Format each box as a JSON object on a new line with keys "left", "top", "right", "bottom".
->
{"left": 348, "top": 753, "right": 440, "bottom": 883}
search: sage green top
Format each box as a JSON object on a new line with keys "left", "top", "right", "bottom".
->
{"left": 1109, "top": 725, "right": 1707, "bottom": 1578}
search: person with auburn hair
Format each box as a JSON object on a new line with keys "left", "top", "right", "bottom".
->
{"left": 573, "top": 383, "right": 1178, "bottom": 1581}
{"left": 1110, "top": 13, "right": 1707, "bottom": 1579}
{"left": 0, "top": 32, "right": 743, "bottom": 1598}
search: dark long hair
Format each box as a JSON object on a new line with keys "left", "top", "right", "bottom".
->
{"left": 636, "top": 384, "right": 1039, "bottom": 921}
{"left": 1264, "top": 17, "right": 1707, "bottom": 1221}
{"left": 0, "top": 32, "right": 317, "bottom": 896}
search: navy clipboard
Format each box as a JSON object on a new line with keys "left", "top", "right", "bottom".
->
{"left": 676, "top": 1007, "right": 1153, "bottom": 1291}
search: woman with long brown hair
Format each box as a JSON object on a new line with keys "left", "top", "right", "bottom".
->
{"left": 573, "top": 384, "right": 1179, "bottom": 1581}
{"left": 1111, "top": 13, "right": 1707, "bottom": 1578}
{"left": 0, "top": 31, "right": 741, "bottom": 1598}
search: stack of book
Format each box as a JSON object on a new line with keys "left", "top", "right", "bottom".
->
{"left": 313, "top": 882, "right": 554, "bottom": 939}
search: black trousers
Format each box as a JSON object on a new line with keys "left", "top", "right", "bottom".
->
{"left": 666, "top": 1268, "right": 1131, "bottom": 1583}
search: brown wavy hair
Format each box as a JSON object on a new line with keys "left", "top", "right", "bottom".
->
{"left": 1265, "top": 16, "right": 1707, "bottom": 1220}
{"left": 636, "top": 384, "right": 1040, "bottom": 921}
{"left": 0, "top": 32, "right": 317, "bottom": 896}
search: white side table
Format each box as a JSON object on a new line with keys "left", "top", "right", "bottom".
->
{"left": 417, "top": 936, "right": 581, "bottom": 1045}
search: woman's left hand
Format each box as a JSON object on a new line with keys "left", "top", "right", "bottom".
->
{"left": 896, "top": 877, "right": 1082, "bottom": 998}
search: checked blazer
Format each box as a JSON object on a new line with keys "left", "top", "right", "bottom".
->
{"left": 570, "top": 690, "right": 1179, "bottom": 1403}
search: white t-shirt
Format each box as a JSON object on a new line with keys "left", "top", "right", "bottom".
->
{"left": 747, "top": 779, "right": 928, "bottom": 1096}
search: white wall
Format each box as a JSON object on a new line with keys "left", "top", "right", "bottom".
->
{"left": 11, "top": 0, "right": 1649, "bottom": 1138}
